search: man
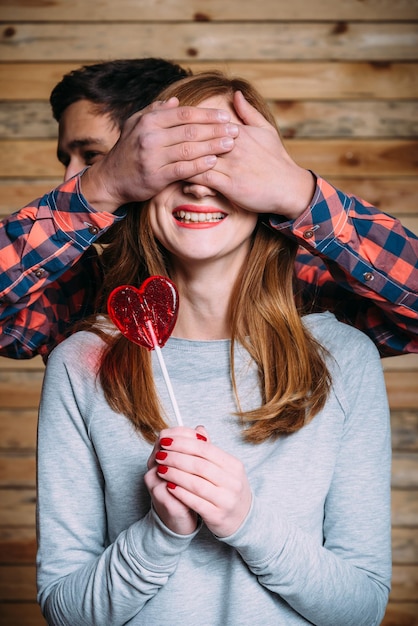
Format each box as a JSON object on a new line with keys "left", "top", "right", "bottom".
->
{"left": 0, "top": 58, "right": 417, "bottom": 360}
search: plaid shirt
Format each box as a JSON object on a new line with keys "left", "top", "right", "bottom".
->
{"left": 1, "top": 174, "right": 417, "bottom": 360}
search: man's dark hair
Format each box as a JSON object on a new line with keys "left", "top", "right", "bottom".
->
{"left": 50, "top": 58, "right": 191, "bottom": 127}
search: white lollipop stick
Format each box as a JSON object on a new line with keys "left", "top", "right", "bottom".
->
{"left": 146, "top": 320, "right": 183, "bottom": 426}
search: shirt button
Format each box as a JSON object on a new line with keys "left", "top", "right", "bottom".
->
{"left": 88, "top": 226, "right": 99, "bottom": 235}
{"left": 303, "top": 229, "right": 314, "bottom": 239}
{"left": 363, "top": 272, "right": 374, "bottom": 282}
{"left": 34, "top": 268, "right": 46, "bottom": 278}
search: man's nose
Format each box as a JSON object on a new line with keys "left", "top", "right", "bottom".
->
{"left": 64, "top": 157, "right": 85, "bottom": 182}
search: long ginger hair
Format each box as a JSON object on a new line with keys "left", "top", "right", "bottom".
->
{"left": 90, "top": 71, "right": 331, "bottom": 444}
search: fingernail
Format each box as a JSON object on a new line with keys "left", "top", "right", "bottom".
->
{"left": 217, "top": 110, "right": 230, "bottom": 122}
{"left": 226, "top": 123, "right": 239, "bottom": 136}
{"left": 160, "top": 437, "right": 173, "bottom": 447}
{"left": 221, "top": 137, "right": 234, "bottom": 149}
{"left": 157, "top": 465, "right": 169, "bottom": 474}
{"left": 156, "top": 451, "right": 168, "bottom": 461}
{"left": 205, "top": 154, "right": 217, "bottom": 165}
{"left": 167, "top": 482, "right": 177, "bottom": 490}
{"left": 196, "top": 433, "right": 207, "bottom": 441}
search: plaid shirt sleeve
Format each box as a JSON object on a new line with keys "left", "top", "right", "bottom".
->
{"left": 1, "top": 173, "right": 417, "bottom": 359}
{"left": 270, "top": 174, "right": 418, "bottom": 356}
{"left": 0, "top": 174, "right": 120, "bottom": 360}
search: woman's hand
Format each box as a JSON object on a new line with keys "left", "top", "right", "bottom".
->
{"left": 147, "top": 426, "right": 252, "bottom": 538}
{"left": 144, "top": 427, "right": 205, "bottom": 535}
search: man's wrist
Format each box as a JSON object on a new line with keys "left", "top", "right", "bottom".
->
{"left": 80, "top": 166, "right": 121, "bottom": 214}
{"left": 285, "top": 168, "right": 316, "bottom": 220}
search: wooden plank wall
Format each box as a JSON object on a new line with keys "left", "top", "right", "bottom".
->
{"left": 0, "top": 1, "right": 417, "bottom": 624}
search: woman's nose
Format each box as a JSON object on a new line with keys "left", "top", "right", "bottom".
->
{"left": 182, "top": 182, "right": 216, "bottom": 198}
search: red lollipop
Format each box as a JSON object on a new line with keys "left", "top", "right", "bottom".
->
{"left": 108, "top": 276, "right": 179, "bottom": 350}
{"left": 108, "top": 276, "right": 183, "bottom": 425}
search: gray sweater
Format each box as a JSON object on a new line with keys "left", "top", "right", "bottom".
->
{"left": 36, "top": 312, "right": 391, "bottom": 625}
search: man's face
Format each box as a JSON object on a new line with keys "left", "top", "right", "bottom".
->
{"left": 57, "top": 99, "right": 121, "bottom": 181}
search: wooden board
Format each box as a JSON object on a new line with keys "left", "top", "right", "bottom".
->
{"left": 392, "top": 490, "right": 418, "bottom": 527}
{"left": 382, "top": 603, "right": 418, "bottom": 626}
{"left": 390, "top": 411, "right": 418, "bottom": 452}
{"left": 0, "top": 409, "right": 38, "bottom": 449}
{"left": 0, "top": 603, "right": 46, "bottom": 626}
{"left": 392, "top": 527, "right": 418, "bottom": 564}
{"left": 4, "top": 0, "right": 418, "bottom": 21}
{"left": 0, "top": 490, "right": 36, "bottom": 526}
{"left": 392, "top": 453, "right": 418, "bottom": 489}
{"left": 3, "top": 62, "right": 418, "bottom": 101}
{"left": 1, "top": 23, "right": 417, "bottom": 62}
{"left": 0, "top": 527, "right": 37, "bottom": 564}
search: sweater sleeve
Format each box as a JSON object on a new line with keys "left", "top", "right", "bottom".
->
{"left": 220, "top": 330, "right": 392, "bottom": 626}
{"left": 36, "top": 343, "right": 198, "bottom": 626}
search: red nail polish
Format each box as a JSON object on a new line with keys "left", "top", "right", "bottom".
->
{"left": 157, "top": 465, "right": 169, "bottom": 474}
{"left": 156, "top": 450, "right": 168, "bottom": 461}
{"left": 196, "top": 433, "right": 207, "bottom": 441}
{"left": 167, "top": 482, "right": 176, "bottom": 489}
{"left": 160, "top": 437, "right": 173, "bottom": 447}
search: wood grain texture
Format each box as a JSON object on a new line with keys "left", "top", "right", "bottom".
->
{"left": 392, "top": 527, "right": 418, "bottom": 564}
{"left": 391, "top": 566, "right": 418, "bottom": 602}
{"left": 0, "top": 565, "right": 36, "bottom": 601}
{"left": 0, "top": 409, "right": 38, "bottom": 450}
{"left": 392, "top": 454, "right": 418, "bottom": 489}
{"left": 0, "top": 527, "right": 37, "bottom": 564}
{"left": 3, "top": 0, "right": 418, "bottom": 21}
{"left": 0, "top": 456, "right": 36, "bottom": 488}
{"left": 392, "top": 490, "right": 418, "bottom": 527}
{"left": 391, "top": 411, "right": 418, "bottom": 452}
{"left": 1, "top": 23, "right": 417, "bottom": 62}
{"left": 0, "top": 489, "right": 36, "bottom": 526}
{"left": 0, "top": 603, "right": 46, "bottom": 626}
{"left": 382, "top": 605, "right": 418, "bottom": 626}
{"left": 3, "top": 62, "right": 418, "bottom": 100}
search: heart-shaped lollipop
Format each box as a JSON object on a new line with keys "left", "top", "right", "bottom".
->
{"left": 108, "top": 276, "right": 179, "bottom": 350}
{"left": 107, "top": 276, "right": 182, "bottom": 425}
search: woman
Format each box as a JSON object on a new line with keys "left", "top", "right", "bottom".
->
{"left": 36, "top": 72, "right": 391, "bottom": 625}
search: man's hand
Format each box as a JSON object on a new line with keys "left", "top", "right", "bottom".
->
{"left": 81, "top": 97, "right": 239, "bottom": 213}
{"left": 184, "top": 91, "right": 315, "bottom": 221}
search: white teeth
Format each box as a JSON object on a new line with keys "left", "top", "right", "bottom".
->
{"left": 174, "top": 210, "right": 225, "bottom": 223}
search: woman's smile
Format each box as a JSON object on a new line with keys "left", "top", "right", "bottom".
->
{"left": 173, "top": 205, "right": 227, "bottom": 228}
